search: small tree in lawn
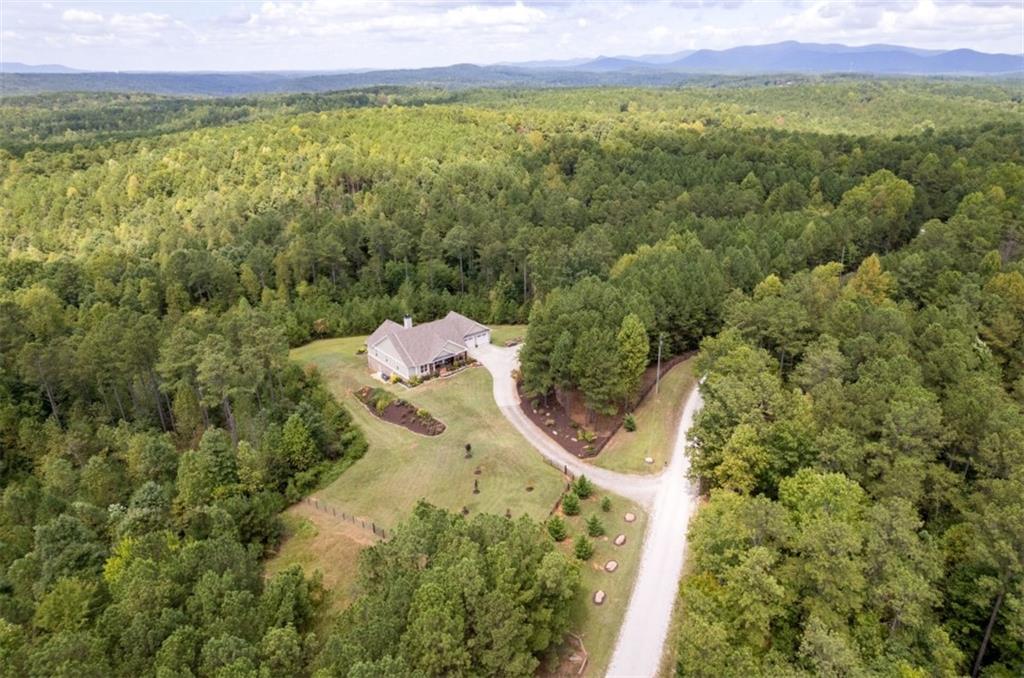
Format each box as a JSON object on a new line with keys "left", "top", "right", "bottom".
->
{"left": 547, "top": 516, "right": 568, "bottom": 542}
{"left": 573, "top": 475, "right": 594, "bottom": 499}
{"left": 586, "top": 515, "right": 605, "bottom": 537}
{"left": 561, "top": 491, "right": 580, "bottom": 516}
{"left": 600, "top": 496, "right": 612, "bottom": 512}
{"left": 623, "top": 414, "right": 637, "bottom": 432}
{"left": 574, "top": 536, "right": 594, "bottom": 561}
{"left": 464, "top": 443, "right": 472, "bottom": 459}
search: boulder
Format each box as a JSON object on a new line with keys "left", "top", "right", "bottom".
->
{"left": 644, "top": 456, "right": 654, "bottom": 464}
{"left": 605, "top": 560, "right": 618, "bottom": 572}
{"left": 593, "top": 590, "right": 606, "bottom": 605}
{"left": 614, "top": 534, "right": 626, "bottom": 546}
{"left": 624, "top": 512, "right": 636, "bottom": 523}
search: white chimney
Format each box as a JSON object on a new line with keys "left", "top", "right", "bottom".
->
{"left": 403, "top": 315, "right": 413, "bottom": 329}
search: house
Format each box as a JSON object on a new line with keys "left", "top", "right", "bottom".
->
{"left": 366, "top": 311, "right": 491, "bottom": 381}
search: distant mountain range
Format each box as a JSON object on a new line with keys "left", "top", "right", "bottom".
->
{"left": 3, "top": 41, "right": 1020, "bottom": 96}
{"left": 2, "top": 62, "right": 83, "bottom": 74}
{"left": 562, "top": 41, "right": 1020, "bottom": 74}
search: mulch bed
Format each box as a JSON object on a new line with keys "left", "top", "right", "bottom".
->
{"left": 355, "top": 386, "right": 445, "bottom": 436}
{"left": 517, "top": 353, "right": 692, "bottom": 459}
{"left": 518, "top": 384, "right": 608, "bottom": 458}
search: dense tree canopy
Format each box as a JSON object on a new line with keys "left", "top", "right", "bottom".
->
{"left": 679, "top": 179, "right": 1024, "bottom": 675}
{"left": 0, "top": 81, "right": 1021, "bottom": 676}
{"left": 313, "top": 502, "right": 578, "bottom": 677}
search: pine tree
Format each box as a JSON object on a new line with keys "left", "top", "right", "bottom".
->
{"left": 561, "top": 492, "right": 580, "bottom": 516}
{"left": 282, "top": 413, "right": 318, "bottom": 472}
{"left": 571, "top": 327, "right": 622, "bottom": 417}
{"left": 573, "top": 475, "right": 594, "bottom": 499}
{"left": 547, "top": 516, "right": 568, "bottom": 542}
{"left": 616, "top": 313, "right": 649, "bottom": 407}
{"left": 586, "top": 515, "right": 605, "bottom": 537}
{"left": 574, "top": 536, "right": 594, "bottom": 561}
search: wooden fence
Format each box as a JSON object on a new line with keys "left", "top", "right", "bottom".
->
{"left": 543, "top": 459, "right": 579, "bottom": 516}
{"left": 302, "top": 496, "right": 389, "bottom": 541}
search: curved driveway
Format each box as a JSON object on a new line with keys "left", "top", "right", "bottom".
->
{"left": 469, "top": 344, "right": 702, "bottom": 678}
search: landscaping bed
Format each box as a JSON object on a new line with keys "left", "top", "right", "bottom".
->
{"left": 518, "top": 353, "right": 690, "bottom": 459}
{"left": 355, "top": 386, "right": 445, "bottom": 436}
{"left": 518, "top": 383, "right": 609, "bottom": 458}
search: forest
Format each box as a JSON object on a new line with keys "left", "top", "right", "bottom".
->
{"left": 0, "top": 79, "right": 1022, "bottom": 676}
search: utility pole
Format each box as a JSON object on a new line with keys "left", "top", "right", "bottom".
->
{"left": 655, "top": 333, "right": 664, "bottom": 395}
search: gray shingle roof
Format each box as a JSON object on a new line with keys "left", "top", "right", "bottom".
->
{"left": 367, "top": 312, "right": 488, "bottom": 369}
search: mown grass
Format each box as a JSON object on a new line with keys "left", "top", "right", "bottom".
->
{"left": 591, "top": 359, "right": 695, "bottom": 475}
{"left": 552, "top": 491, "right": 647, "bottom": 676}
{"left": 291, "top": 332, "right": 564, "bottom": 526}
{"left": 489, "top": 323, "right": 527, "bottom": 346}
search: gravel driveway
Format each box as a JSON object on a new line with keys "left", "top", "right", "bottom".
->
{"left": 470, "top": 344, "right": 702, "bottom": 677}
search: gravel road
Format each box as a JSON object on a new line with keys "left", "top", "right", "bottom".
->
{"left": 470, "top": 344, "right": 703, "bottom": 677}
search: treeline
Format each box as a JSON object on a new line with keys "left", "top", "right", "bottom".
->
{"left": 0, "top": 88, "right": 458, "bottom": 155}
{"left": 675, "top": 181, "right": 1023, "bottom": 671}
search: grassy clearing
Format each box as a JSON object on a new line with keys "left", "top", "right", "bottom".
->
{"left": 553, "top": 491, "right": 647, "bottom": 676}
{"left": 591, "top": 359, "right": 696, "bottom": 475}
{"left": 264, "top": 502, "right": 376, "bottom": 626}
{"left": 291, "top": 332, "right": 563, "bottom": 527}
{"left": 489, "top": 323, "right": 527, "bottom": 346}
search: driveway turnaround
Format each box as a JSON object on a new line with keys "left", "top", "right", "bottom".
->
{"left": 470, "top": 344, "right": 703, "bottom": 678}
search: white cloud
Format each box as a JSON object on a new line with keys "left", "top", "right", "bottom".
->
{"left": 4, "top": 0, "right": 1021, "bottom": 71}
{"left": 61, "top": 9, "right": 103, "bottom": 24}
{"left": 441, "top": 1, "right": 545, "bottom": 28}
{"left": 649, "top": 25, "right": 671, "bottom": 44}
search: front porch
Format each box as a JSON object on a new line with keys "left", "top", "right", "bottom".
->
{"left": 424, "top": 351, "right": 468, "bottom": 376}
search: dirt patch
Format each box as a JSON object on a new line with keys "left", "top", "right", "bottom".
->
{"left": 355, "top": 386, "right": 445, "bottom": 436}
{"left": 539, "top": 632, "right": 589, "bottom": 677}
{"left": 518, "top": 353, "right": 692, "bottom": 459}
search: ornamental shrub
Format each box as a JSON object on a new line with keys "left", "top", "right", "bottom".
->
{"left": 573, "top": 475, "right": 594, "bottom": 499}
{"left": 561, "top": 492, "right": 580, "bottom": 516}
{"left": 547, "top": 516, "right": 568, "bottom": 542}
{"left": 574, "top": 536, "right": 594, "bottom": 561}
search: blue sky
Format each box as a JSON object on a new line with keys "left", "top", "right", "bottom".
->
{"left": 2, "top": 1, "right": 1022, "bottom": 71}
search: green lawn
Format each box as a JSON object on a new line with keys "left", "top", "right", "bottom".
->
{"left": 489, "top": 323, "right": 527, "bottom": 346}
{"left": 554, "top": 493, "right": 647, "bottom": 676}
{"left": 286, "top": 330, "right": 645, "bottom": 674}
{"left": 292, "top": 333, "right": 563, "bottom": 526}
{"left": 591, "top": 359, "right": 696, "bottom": 475}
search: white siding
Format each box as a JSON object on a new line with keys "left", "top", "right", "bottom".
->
{"left": 465, "top": 330, "right": 490, "bottom": 348}
{"left": 370, "top": 339, "right": 413, "bottom": 380}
